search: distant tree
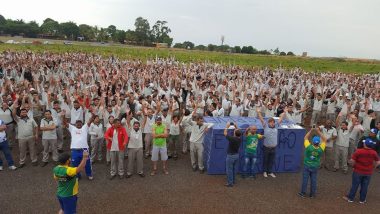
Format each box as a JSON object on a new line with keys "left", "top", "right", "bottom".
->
{"left": 0, "top": 14, "right": 6, "bottom": 25}
{"left": 173, "top": 43, "right": 184, "bottom": 48}
{"left": 125, "top": 30, "right": 137, "bottom": 43}
{"left": 25, "top": 21, "right": 40, "bottom": 37}
{"left": 279, "top": 51, "right": 287, "bottom": 56}
{"left": 234, "top": 46, "right": 241, "bottom": 53}
{"left": 221, "top": 35, "right": 225, "bottom": 46}
{"left": 96, "top": 27, "right": 109, "bottom": 42}
{"left": 151, "top": 20, "right": 173, "bottom": 46}
{"left": 59, "top": 22, "right": 79, "bottom": 40}
{"left": 217, "top": 45, "right": 230, "bottom": 52}
{"left": 40, "top": 18, "right": 60, "bottom": 36}
{"left": 134, "top": 17, "right": 151, "bottom": 46}
{"left": 114, "top": 30, "right": 126, "bottom": 43}
{"left": 182, "top": 41, "right": 195, "bottom": 49}
{"left": 107, "top": 25, "right": 117, "bottom": 41}
{"left": 195, "top": 45, "right": 206, "bottom": 51}
{"left": 207, "top": 44, "right": 217, "bottom": 51}
{"left": 241, "top": 46, "right": 249, "bottom": 54}
{"left": 79, "top": 24, "right": 95, "bottom": 41}
{"left": 258, "top": 50, "right": 271, "bottom": 55}
{"left": 287, "top": 51, "right": 295, "bottom": 56}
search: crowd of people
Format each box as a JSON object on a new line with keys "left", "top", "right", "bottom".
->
{"left": 0, "top": 51, "right": 380, "bottom": 213}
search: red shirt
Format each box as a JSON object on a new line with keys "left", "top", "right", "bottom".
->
{"left": 352, "top": 148, "right": 379, "bottom": 175}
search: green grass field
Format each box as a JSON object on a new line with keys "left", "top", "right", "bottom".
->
{"left": 1, "top": 36, "right": 379, "bottom": 74}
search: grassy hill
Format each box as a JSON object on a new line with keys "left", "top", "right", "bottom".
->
{"left": 1, "top": 36, "right": 379, "bottom": 74}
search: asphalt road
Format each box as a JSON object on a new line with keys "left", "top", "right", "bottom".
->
{"left": 0, "top": 143, "right": 379, "bottom": 214}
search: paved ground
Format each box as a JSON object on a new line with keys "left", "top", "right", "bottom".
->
{"left": 0, "top": 143, "right": 379, "bottom": 214}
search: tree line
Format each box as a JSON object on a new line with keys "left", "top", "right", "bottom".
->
{"left": 0, "top": 14, "right": 295, "bottom": 56}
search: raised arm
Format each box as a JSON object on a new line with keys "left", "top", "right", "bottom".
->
{"left": 256, "top": 107, "right": 265, "bottom": 127}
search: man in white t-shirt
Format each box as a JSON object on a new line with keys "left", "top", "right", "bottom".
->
{"left": 62, "top": 110, "right": 94, "bottom": 180}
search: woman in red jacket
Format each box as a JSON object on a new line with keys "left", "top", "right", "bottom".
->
{"left": 104, "top": 119, "right": 128, "bottom": 179}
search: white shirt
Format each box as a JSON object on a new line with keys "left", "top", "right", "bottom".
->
{"left": 110, "top": 130, "right": 119, "bottom": 151}
{"left": 0, "top": 108, "right": 13, "bottom": 124}
{"left": 169, "top": 122, "right": 180, "bottom": 135}
{"left": 373, "top": 100, "right": 380, "bottom": 111}
{"left": 68, "top": 124, "right": 89, "bottom": 149}
{"left": 128, "top": 128, "right": 143, "bottom": 148}
{"left": 230, "top": 104, "right": 243, "bottom": 116}
{"left": 143, "top": 115, "right": 155, "bottom": 133}
{"left": 89, "top": 123, "right": 104, "bottom": 139}
{"left": 313, "top": 99, "right": 323, "bottom": 111}
{"left": 0, "top": 120, "right": 6, "bottom": 140}
{"left": 336, "top": 129, "right": 350, "bottom": 147}
{"left": 320, "top": 126, "right": 337, "bottom": 148}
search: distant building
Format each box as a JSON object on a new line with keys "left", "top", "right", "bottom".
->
{"left": 302, "top": 52, "right": 308, "bottom": 57}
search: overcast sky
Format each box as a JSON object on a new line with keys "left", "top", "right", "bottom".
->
{"left": 1, "top": 0, "right": 379, "bottom": 59}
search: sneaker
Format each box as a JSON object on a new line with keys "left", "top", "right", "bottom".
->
{"left": 109, "top": 175, "right": 116, "bottom": 180}
{"left": 18, "top": 163, "right": 25, "bottom": 168}
{"left": 298, "top": 192, "right": 306, "bottom": 198}
{"left": 263, "top": 172, "right": 268, "bottom": 178}
{"left": 343, "top": 170, "right": 348, "bottom": 174}
{"left": 359, "top": 201, "right": 366, "bottom": 204}
{"left": 342, "top": 196, "right": 353, "bottom": 203}
{"left": 88, "top": 176, "right": 94, "bottom": 181}
{"left": 199, "top": 169, "right": 205, "bottom": 174}
{"left": 138, "top": 173, "right": 145, "bottom": 178}
{"left": 269, "top": 173, "right": 276, "bottom": 178}
{"left": 125, "top": 174, "right": 132, "bottom": 178}
{"left": 309, "top": 194, "right": 316, "bottom": 199}
{"left": 224, "top": 183, "right": 233, "bottom": 187}
{"left": 119, "top": 175, "right": 124, "bottom": 179}
{"left": 192, "top": 167, "right": 198, "bottom": 172}
{"left": 9, "top": 165, "right": 17, "bottom": 170}
{"left": 0, "top": 166, "right": 3, "bottom": 171}
{"left": 40, "top": 162, "right": 48, "bottom": 167}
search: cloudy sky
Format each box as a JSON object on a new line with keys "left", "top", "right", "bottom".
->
{"left": 1, "top": 0, "right": 379, "bottom": 59}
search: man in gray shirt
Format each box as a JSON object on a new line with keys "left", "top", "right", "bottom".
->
{"left": 189, "top": 111, "right": 213, "bottom": 174}
{"left": 40, "top": 110, "right": 58, "bottom": 167}
{"left": 13, "top": 104, "right": 39, "bottom": 168}
{"left": 257, "top": 106, "right": 286, "bottom": 178}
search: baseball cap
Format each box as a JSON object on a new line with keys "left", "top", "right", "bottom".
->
{"left": 312, "top": 136, "right": 321, "bottom": 145}
{"left": 369, "top": 128, "right": 378, "bottom": 134}
{"left": 364, "top": 138, "right": 376, "bottom": 148}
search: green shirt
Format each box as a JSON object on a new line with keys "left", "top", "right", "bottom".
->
{"left": 245, "top": 133, "right": 263, "bottom": 154}
{"left": 153, "top": 124, "right": 166, "bottom": 148}
{"left": 303, "top": 140, "right": 325, "bottom": 168}
{"left": 53, "top": 165, "right": 78, "bottom": 197}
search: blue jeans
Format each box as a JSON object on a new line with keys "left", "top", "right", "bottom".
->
{"left": 0, "top": 140, "right": 14, "bottom": 167}
{"left": 71, "top": 149, "right": 92, "bottom": 178}
{"left": 300, "top": 166, "right": 318, "bottom": 196}
{"left": 226, "top": 154, "right": 239, "bottom": 185}
{"left": 347, "top": 172, "right": 371, "bottom": 202}
{"left": 243, "top": 152, "right": 257, "bottom": 176}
